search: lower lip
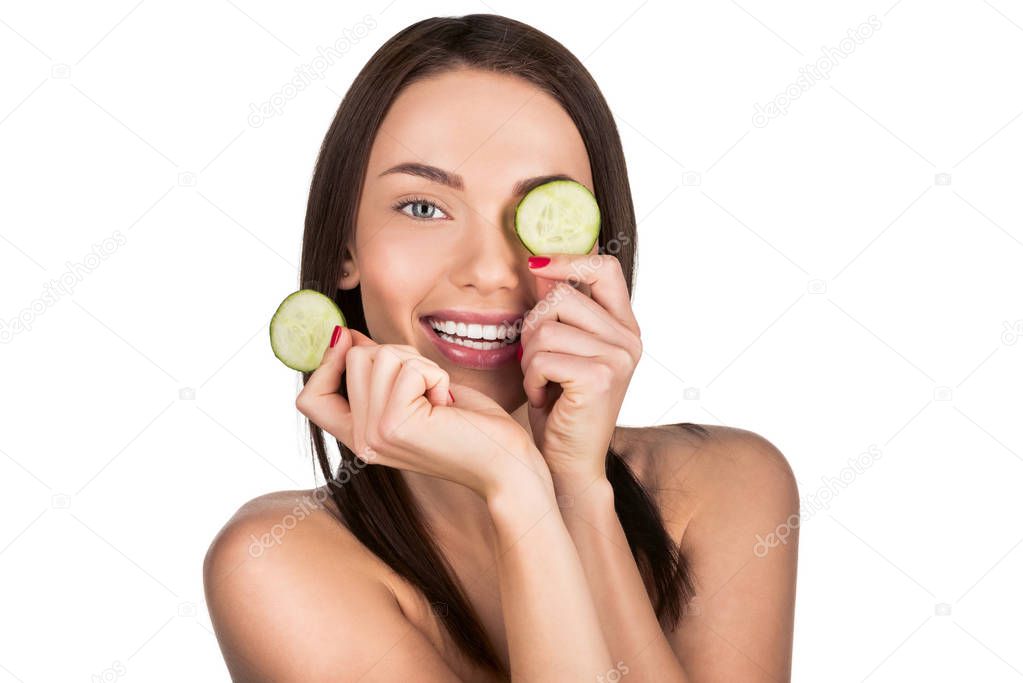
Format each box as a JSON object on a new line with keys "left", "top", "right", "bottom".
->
{"left": 420, "top": 318, "right": 521, "bottom": 370}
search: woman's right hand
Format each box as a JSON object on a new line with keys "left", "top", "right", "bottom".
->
{"left": 295, "top": 326, "right": 552, "bottom": 502}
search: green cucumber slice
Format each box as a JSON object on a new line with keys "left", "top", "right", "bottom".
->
{"left": 515, "top": 179, "right": 600, "bottom": 255}
{"left": 269, "top": 289, "right": 346, "bottom": 372}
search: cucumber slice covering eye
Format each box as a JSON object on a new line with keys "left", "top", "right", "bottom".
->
{"left": 515, "top": 179, "right": 600, "bottom": 255}
{"left": 269, "top": 289, "right": 347, "bottom": 372}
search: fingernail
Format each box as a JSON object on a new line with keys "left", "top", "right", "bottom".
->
{"left": 516, "top": 345, "right": 523, "bottom": 361}
{"left": 528, "top": 256, "right": 551, "bottom": 269}
{"left": 329, "top": 325, "right": 342, "bottom": 348}
{"left": 448, "top": 390, "right": 455, "bottom": 404}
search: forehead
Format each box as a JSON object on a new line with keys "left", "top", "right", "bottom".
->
{"left": 368, "top": 67, "right": 593, "bottom": 192}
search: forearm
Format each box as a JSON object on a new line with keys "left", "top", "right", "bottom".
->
{"left": 553, "top": 474, "right": 690, "bottom": 683}
{"left": 486, "top": 474, "right": 614, "bottom": 682}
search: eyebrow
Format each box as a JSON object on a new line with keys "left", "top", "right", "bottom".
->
{"left": 379, "top": 162, "right": 578, "bottom": 197}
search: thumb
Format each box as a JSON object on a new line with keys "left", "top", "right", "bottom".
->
{"left": 295, "top": 324, "right": 356, "bottom": 444}
{"left": 306, "top": 324, "right": 352, "bottom": 393}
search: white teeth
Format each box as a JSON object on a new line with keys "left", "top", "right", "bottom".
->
{"left": 427, "top": 319, "right": 519, "bottom": 341}
{"left": 428, "top": 317, "right": 521, "bottom": 344}
{"left": 436, "top": 332, "right": 508, "bottom": 350}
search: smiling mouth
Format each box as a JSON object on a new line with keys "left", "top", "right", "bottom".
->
{"left": 421, "top": 316, "right": 523, "bottom": 350}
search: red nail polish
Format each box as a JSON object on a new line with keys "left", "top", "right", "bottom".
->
{"left": 528, "top": 256, "right": 551, "bottom": 269}
{"left": 448, "top": 390, "right": 455, "bottom": 404}
{"left": 329, "top": 325, "right": 342, "bottom": 348}
{"left": 516, "top": 345, "right": 523, "bottom": 361}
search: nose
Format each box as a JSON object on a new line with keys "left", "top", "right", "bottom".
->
{"left": 450, "top": 204, "right": 525, "bottom": 295}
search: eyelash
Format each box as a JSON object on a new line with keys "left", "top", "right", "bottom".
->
{"left": 391, "top": 196, "right": 450, "bottom": 221}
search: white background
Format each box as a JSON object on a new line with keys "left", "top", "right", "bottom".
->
{"left": 2, "top": 1, "right": 1022, "bottom": 681}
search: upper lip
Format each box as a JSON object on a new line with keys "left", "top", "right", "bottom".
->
{"left": 421, "top": 309, "right": 526, "bottom": 326}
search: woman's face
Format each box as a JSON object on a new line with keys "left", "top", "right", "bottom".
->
{"left": 344, "top": 67, "right": 596, "bottom": 410}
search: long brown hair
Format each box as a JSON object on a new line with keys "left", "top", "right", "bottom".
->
{"left": 299, "top": 13, "right": 706, "bottom": 675}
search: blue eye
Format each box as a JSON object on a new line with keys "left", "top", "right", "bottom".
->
{"left": 392, "top": 197, "right": 450, "bottom": 221}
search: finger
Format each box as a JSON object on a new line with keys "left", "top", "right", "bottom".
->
{"left": 296, "top": 326, "right": 356, "bottom": 445}
{"left": 299, "top": 326, "right": 376, "bottom": 409}
{"left": 527, "top": 254, "right": 639, "bottom": 336}
{"left": 522, "top": 351, "right": 594, "bottom": 409}
{"left": 366, "top": 348, "right": 448, "bottom": 449}
{"left": 344, "top": 339, "right": 418, "bottom": 450}
{"left": 523, "top": 281, "right": 634, "bottom": 347}
{"left": 519, "top": 320, "right": 612, "bottom": 370}
{"left": 381, "top": 358, "right": 451, "bottom": 441}
{"left": 364, "top": 348, "right": 405, "bottom": 456}
{"left": 374, "top": 345, "right": 449, "bottom": 406}
{"left": 346, "top": 345, "right": 373, "bottom": 460}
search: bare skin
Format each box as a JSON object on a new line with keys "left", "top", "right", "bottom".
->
{"left": 204, "top": 424, "right": 797, "bottom": 682}
{"left": 204, "top": 67, "right": 799, "bottom": 682}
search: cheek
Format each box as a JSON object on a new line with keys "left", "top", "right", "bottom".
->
{"left": 356, "top": 238, "right": 439, "bottom": 337}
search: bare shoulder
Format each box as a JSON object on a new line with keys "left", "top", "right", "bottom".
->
{"left": 203, "top": 487, "right": 357, "bottom": 567}
{"left": 202, "top": 487, "right": 461, "bottom": 682}
{"left": 617, "top": 424, "right": 800, "bottom": 679}
{"left": 614, "top": 423, "right": 800, "bottom": 545}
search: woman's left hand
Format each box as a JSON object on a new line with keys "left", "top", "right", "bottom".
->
{"left": 518, "top": 254, "right": 643, "bottom": 486}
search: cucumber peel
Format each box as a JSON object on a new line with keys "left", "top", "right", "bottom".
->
{"left": 269, "top": 289, "right": 346, "bottom": 372}
{"left": 515, "top": 179, "right": 600, "bottom": 255}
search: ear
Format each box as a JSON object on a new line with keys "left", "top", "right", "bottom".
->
{"left": 338, "top": 246, "right": 360, "bottom": 290}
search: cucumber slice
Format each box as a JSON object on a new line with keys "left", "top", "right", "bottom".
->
{"left": 269, "top": 289, "right": 346, "bottom": 372}
{"left": 515, "top": 179, "right": 600, "bottom": 255}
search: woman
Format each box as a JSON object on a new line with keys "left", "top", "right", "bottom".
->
{"left": 204, "top": 13, "right": 799, "bottom": 682}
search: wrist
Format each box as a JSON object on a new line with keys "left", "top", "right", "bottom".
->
{"left": 486, "top": 478, "right": 558, "bottom": 543}
{"left": 551, "top": 473, "right": 614, "bottom": 510}
{"left": 542, "top": 445, "right": 610, "bottom": 493}
{"left": 552, "top": 470, "right": 605, "bottom": 496}
{"left": 483, "top": 444, "right": 556, "bottom": 505}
